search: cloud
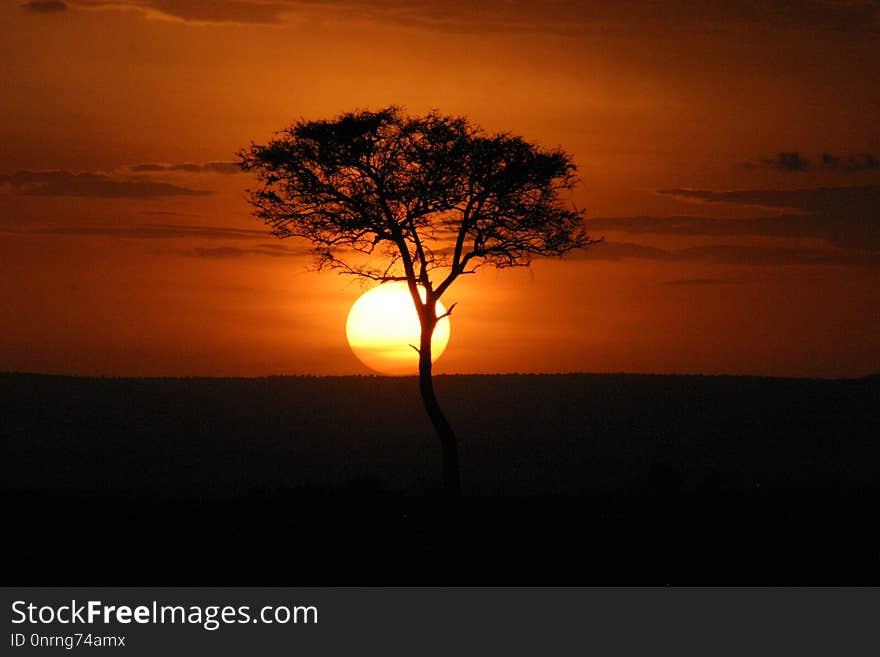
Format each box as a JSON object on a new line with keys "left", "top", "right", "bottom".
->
{"left": 591, "top": 215, "right": 753, "bottom": 235}
{"left": 145, "top": 1, "right": 289, "bottom": 23}
{"left": 577, "top": 240, "right": 679, "bottom": 261}
{"left": 3, "top": 220, "right": 309, "bottom": 255}
{"left": 0, "top": 170, "right": 210, "bottom": 198}
{"left": 761, "top": 152, "right": 811, "bottom": 171}
{"left": 677, "top": 243, "right": 879, "bottom": 266}
{"left": 128, "top": 161, "right": 242, "bottom": 174}
{"left": 186, "top": 244, "right": 305, "bottom": 258}
{"left": 67, "top": 0, "right": 292, "bottom": 24}
{"left": 20, "top": 1, "right": 67, "bottom": 12}
{"left": 581, "top": 240, "right": 878, "bottom": 267}
{"left": 748, "top": 151, "right": 880, "bottom": 172}
{"left": 590, "top": 213, "right": 836, "bottom": 241}
{"left": 22, "top": 223, "right": 270, "bottom": 239}
{"left": 61, "top": 1, "right": 880, "bottom": 32}
{"left": 586, "top": 184, "right": 880, "bottom": 267}
{"left": 820, "top": 152, "right": 880, "bottom": 171}
{"left": 590, "top": 212, "right": 873, "bottom": 249}
{"left": 658, "top": 184, "right": 880, "bottom": 211}
{"left": 646, "top": 185, "right": 880, "bottom": 250}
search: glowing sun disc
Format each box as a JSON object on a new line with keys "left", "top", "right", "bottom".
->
{"left": 346, "top": 282, "right": 450, "bottom": 375}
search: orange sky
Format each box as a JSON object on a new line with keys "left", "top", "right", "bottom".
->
{"left": 2, "top": 1, "right": 879, "bottom": 377}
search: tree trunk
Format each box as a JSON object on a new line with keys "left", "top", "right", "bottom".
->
{"left": 418, "top": 317, "right": 461, "bottom": 496}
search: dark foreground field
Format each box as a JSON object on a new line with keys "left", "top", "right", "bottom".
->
{"left": 3, "top": 372, "right": 879, "bottom": 583}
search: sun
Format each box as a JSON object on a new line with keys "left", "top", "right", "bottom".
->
{"left": 346, "top": 282, "right": 451, "bottom": 375}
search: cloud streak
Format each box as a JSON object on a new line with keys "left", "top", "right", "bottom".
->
{"left": 20, "top": 1, "right": 67, "bottom": 13}
{"left": 638, "top": 185, "right": 880, "bottom": 250}
{"left": 820, "top": 152, "right": 879, "bottom": 171}
{"left": 657, "top": 185, "right": 880, "bottom": 212}
{"left": 186, "top": 244, "right": 306, "bottom": 258}
{"left": 582, "top": 240, "right": 879, "bottom": 267}
{"left": 64, "top": 0, "right": 292, "bottom": 24}
{"left": 590, "top": 217, "right": 880, "bottom": 252}
{"left": 0, "top": 170, "right": 210, "bottom": 198}
{"left": 2, "top": 220, "right": 308, "bottom": 256}
{"left": 56, "top": 1, "right": 880, "bottom": 32}
{"left": 574, "top": 240, "right": 678, "bottom": 261}
{"left": 750, "top": 151, "right": 880, "bottom": 172}
{"left": 21, "top": 223, "right": 270, "bottom": 239}
{"left": 128, "top": 161, "right": 242, "bottom": 174}
{"left": 759, "top": 152, "right": 811, "bottom": 171}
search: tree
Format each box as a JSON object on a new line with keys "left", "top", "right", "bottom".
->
{"left": 239, "top": 107, "right": 594, "bottom": 496}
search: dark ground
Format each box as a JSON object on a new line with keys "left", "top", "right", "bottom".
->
{"left": 2, "top": 372, "right": 879, "bottom": 584}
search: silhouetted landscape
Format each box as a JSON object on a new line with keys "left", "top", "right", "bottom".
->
{"left": 3, "top": 372, "right": 878, "bottom": 584}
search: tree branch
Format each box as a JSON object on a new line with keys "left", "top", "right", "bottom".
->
{"left": 436, "top": 302, "right": 458, "bottom": 321}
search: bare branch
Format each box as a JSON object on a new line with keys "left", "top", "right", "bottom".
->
{"left": 436, "top": 302, "right": 458, "bottom": 321}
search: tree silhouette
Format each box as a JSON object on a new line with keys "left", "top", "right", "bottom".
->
{"left": 239, "top": 107, "right": 594, "bottom": 495}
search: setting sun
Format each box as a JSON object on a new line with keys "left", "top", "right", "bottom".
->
{"left": 345, "top": 283, "right": 451, "bottom": 376}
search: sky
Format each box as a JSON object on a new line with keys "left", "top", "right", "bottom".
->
{"left": 1, "top": 0, "right": 878, "bottom": 377}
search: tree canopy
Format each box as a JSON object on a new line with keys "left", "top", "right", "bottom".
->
{"left": 239, "top": 107, "right": 593, "bottom": 305}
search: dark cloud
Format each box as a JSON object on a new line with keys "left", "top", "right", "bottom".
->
{"left": 581, "top": 240, "right": 878, "bottom": 267}
{"left": 587, "top": 184, "right": 880, "bottom": 267}
{"left": 23, "top": 223, "right": 269, "bottom": 240}
{"left": 677, "top": 244, "right": 879, "bottom": 266}
{"left": 658, "top": 185, "right": 880, "bottom": 211}
{"left": 590, "top": 213, "right": 839, "bottom": 241}
{"left": 2, "top": 221, "right": 310, "bottom": 255}
{"left": 591, "top": 215, "right": 752, "bottom": 235}
{"left": 749, "top": 151, "right": 880, "bottom": 172}
{"left": 20, "top": 1, "right": 67, "bottom": 13}
{"left": 68, "top": 0, "right": 291, "bottom": 24}
{"left": 1, "top": 216, "right": 325, "bottom": 256}
{"left": 63, "top": 1, "right": 880, "bottom": 32}
{"left": 648, "top": 185, "right": 880, "bottom": 250}
{"left": 579, "top": 240, "right": 679, "bottom": 261}
{"left": 761, "top": 152, "right": 811, "bottom": 171}
{"left": 129, "top": 161, "right": 242, "bottom": 174}
{"left": 0, "top": 170, "right": 210, "bottom": 198}
{"left": 186, "top": 245, "right": 305, "bottom": 258}
{"left": 820, "top": 152, "right": 880, "bottom": 171}
{"left": 200, "top": 161, "right": 242, "bottom": 174}
{"left": 129, "top": 164, "right": 168, "bottom": 173}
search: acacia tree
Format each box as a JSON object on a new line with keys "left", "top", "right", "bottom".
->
{"left": 239, "top": 107, "right": 594, "bottom": 496}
